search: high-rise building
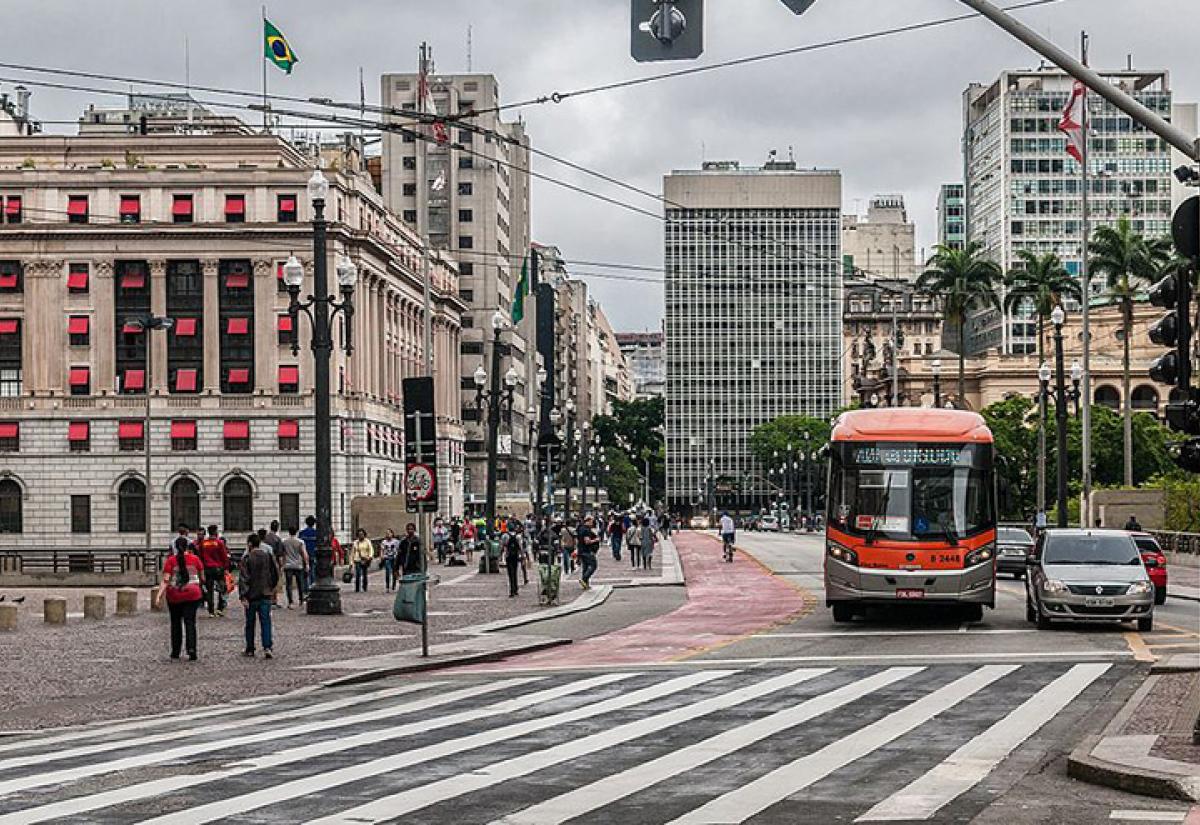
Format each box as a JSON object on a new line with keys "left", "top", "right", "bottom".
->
{"left": 963, "top": 68, "right": 1176, "bottom": 355}
{"left": 841, "top": 195, "right": 918, "bottom": 280}
{"left": 937, "top": 184, "right": 966, "bottom": 251}
{"left": 665, "top": 160, "right": 843, "bottom": 513}
{"left": 380, "top": 69, "right": 534, "bottom": 515}
{"left": 616, "top": 330, "right": 666, "bottom": 399}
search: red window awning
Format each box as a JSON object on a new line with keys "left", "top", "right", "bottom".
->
{"left": 226, "top": 317, "right": 249, "bottom": 335}
{"left": 225, "top": 271, "right": 250, "bottom": 289}
{"left": 66, "top": 197, "right": 88, "bottom": 216}
{"left": 5, "top": 196, "right": 21, "bottom": 215}
{"left": 119, "top": 196, "right": 140, "bottom": 215}
{"left": 0, "top": 319, "right": 18, "bottom": 335}
{"left": 66, "top": 269, "right": 89, "bottom": 290}
{"left": 278, "top": 365, "right": 299, "bottom": 385}
{"left": 278, "top": 419, "right": 299, "bottom": 439}
{"left": 172, "top": 196, "right": 193, "bottom": 216}
{"left": 276, "top": 262, "right": 284, "bottom": 281}
{"left": 174, "top": 369, "right": 198, "bottom": 392}
{"left": 67, "top": 421, "right": 89, "bottom": 442}
{"left": 174, "top": 318, "right": 197, "bottom": 337}
{"left": 277, "top": 315, "right": 294, "bottom": 332}
{"left": 120, "top": 271, "right": 145, "bottom": 290}
{"left": 67, "top": 316, "right": 90, "bottom": 335}
{"left": 279, "top": 195, "right": 297, "bottom": 213}
{"left": 118, "top": 421, "right": 143, "bottom": 439}
{"left": 0, "top": 423, "right": 18, "bottom": 439}
{"left": 123, "top": 322, "right": 146, "bottom": 335}
{"left": 0, "top": 272, "right": 17, "bottom": 289}
{"left": 170, "top": 420, "right": 196, "bottom": 439}
{"left": 227, "top": 367, "right": 250, "bottom": 384}
{"left": 224, "top": 420, "right": 250, "bottom": 439}
{"left": 123, "top": 369, "right": 145, "bottom": 391}
{"left": 69, "top": 366, "right": 90, "bottom": 386}
{"left": 224, "top": 195, "right": 245, "bottom": 215}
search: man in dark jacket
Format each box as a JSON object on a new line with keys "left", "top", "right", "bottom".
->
{"left": 503, "top": 520, "right": 525, "bottom": 597}
{"left": 239, "top": 533, "right": 279, "bottom": 658}
{"left": 397, "top": 523, "right": 423, "bottom": 577}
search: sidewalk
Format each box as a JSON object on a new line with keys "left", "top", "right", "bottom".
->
{"left": 1167, "top": 561, "right": 1200, "bottom": 603}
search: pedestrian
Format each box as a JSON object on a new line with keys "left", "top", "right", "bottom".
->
{"left": 1124, "top": 515, "right": 1142, "bottom": 532}
{"left": 560, "top": 517, "right": 577, "bottom": 575}
{"left": 433, "top": 518, "right": 449, "bottom": 565}
{"left": 197, "top": 524, "right": 229, "bottom": 617}
{"left": 168, "top": 523, "right": 194, "bottom": 554}
{"left": 263, "top": 520, "right": 285, "bottom": 608}
{"left": 626, "top": 515, "right": 643, "bottom": 570}
{"left": 351, "top": 528, "right": 374, "bottom": 592}
{"left": 159, "top": 535, "right": 204, "bottom": 661}
{"left": 449, "top": 518, "right": 462, "bottom": 559}
{"left": 460, "top": 518, "right": 476, "bottom": 564}
{"left": 280, "top": 525, "right": 308, "bottom": 608}
{"left": 576, "top": 515, "right": 601, "bottom": 590}
{"left": 608, "top": 514, "right": 625, "bottom": 562}
{"left": 397, "top": 523, "right": 422, "bottom": 578}
{"left": 299, "top": 516, "right": 318, "bottom": 587}
{"left": 636, "top": 516, "right": 660, "bottom": 571}
{"left": 331, "top": 532, "right": 344, "bottom": 567}
{"left": 238, "top": 533, "right": 279, "bottom": 659}
{"left": 380, "top": 528, "right": 401, "bottom": 592}
{"left": 501, "top": 519, "right": 524, "bottom": 597}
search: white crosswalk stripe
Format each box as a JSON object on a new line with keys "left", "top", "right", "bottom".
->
{"left": 0, "top": 662, "right": 1117, "bottom": 825}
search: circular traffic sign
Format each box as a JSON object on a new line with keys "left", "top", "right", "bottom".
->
{"left": 405, "top": 463, "right": 436, "bottom": 502}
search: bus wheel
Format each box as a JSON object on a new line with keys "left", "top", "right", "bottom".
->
{"left": 962, "top": 603, "right": 983, "bottom": 623}
{"left": 832, "top": 603, "right": 855, "bottom": 623}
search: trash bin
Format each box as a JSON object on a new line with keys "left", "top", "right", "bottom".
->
{"left": 478, "top": 539, "right": 501, "bottom": 574}
{"left": 393, "top": 573, "right": 428, "bottom": 624}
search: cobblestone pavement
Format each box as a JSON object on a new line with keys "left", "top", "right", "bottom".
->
{"left": 0, "top": 546, "right": 666, "bottom": 732}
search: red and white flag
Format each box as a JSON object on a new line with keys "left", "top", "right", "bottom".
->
{"left": 1058, "top": 80, "right": 1087, "bottom": 164}
{"left": 417, "top": 70, "right": 449, "bottom": 145}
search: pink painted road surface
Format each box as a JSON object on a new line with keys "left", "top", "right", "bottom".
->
{"left": 483, "top": 531, "right": 814, "bottom": 668}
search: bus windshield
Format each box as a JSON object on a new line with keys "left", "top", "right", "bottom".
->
{"left": 828, "top": 442, "right": 995, "bottom": 542}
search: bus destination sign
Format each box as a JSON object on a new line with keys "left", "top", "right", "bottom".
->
{"left": 851, "top": 446, "right": 969, "bottom": 467}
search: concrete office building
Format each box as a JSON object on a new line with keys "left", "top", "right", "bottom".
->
{"left": 963, "top": 68, "right": 1177, "bottom": 355}
{"left": 616, "top": 330, "right": 666, "bottom": 400}
{"left": 0, "top": 104, "right": 464, "bottom": 550}
{"left": 841, "top": 195, "right": 918, "bottom": 280}
{"left": 937, "top": 184, "right": 966, "bottom": 251}
{"left": 665, "top": 160, "right": 843, "bottom": 513}
{"left": 380, "top": 69, "right": 533, "bottom": 515}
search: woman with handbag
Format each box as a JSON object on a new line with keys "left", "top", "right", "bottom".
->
{"left": 159, "top": 536, "right": 204, "bottom": 661}
{"left": 351, "top": 529, "right": 374, "bottom": 592}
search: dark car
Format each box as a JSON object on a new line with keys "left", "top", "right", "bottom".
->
{"left": 1025, "top": 529, "right": 1154, "bottom": 631}
{"left": 996, "top": 527, "right": 1035, "bottom": 578}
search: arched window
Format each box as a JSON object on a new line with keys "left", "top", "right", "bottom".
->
{"left": 0, "top": 479, "right": 21, "bottom": 533}
{"left": 1094, "top": 385, "right": 1120, "bottom": 410}
{"left": 170, "top": 478, "right": 201, "bottom": 533}
{"left": 223, "top": 477, "right": 253, "bottom": 533}
{"left": 118, "top": 478, "right": 146, "bottom": 534}
{"left": 1131, "top": 385, "right": 1159, "bottom": 411}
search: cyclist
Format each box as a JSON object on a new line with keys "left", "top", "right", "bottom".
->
{"left": 719, "top": 512, "right": 736, "bottom": 560}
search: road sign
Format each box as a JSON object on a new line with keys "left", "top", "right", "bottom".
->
{"left": 631, "top": 0, "right": 703, "bottom": 62}
{"left": 403, "top": 376, "right": 439, "bottom": 513}
{"left": 405, "top": 463, "right": 436, "bottom": 503}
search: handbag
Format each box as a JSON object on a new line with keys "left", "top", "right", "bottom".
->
{"left": 341, "top": 567, "right": 353, "bottom": 584}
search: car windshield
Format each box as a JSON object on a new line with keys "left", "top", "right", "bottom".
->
{"left": 998, "top": 528, "right": 1032, "bottom": 545}
{"left": 1043, "top": 535, "right": 1141, "bottom": 566}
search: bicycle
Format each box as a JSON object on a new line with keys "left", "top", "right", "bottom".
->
{"left": 721, "top": 533, "right": 735, "bottom": 563}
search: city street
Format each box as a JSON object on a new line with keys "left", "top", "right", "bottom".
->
{"left": 0, "top": 531, "right": 1194, "bottom": 823}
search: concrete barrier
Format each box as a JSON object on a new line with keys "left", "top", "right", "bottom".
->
{"left": 0, "top": 603, "right": 15, "bottom": 631}
{"left": 43, "top": 597, "right": 67, "bottom": 625}
{"left": 116, "top": 588, "right": 139, "bottom": 616}
{"left": 150, "top": 588, "right": 164, "bottom": 612}
{"left": 82, "top": 594, "right": 105, "bottom": 620}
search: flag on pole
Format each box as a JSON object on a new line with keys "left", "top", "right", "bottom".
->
{"left": 264, "top": 19, "right": 299, "bottom": 74}
{"left": 511, "top": 256, "right": 530, "bottom": 324}
{"left": 1058, "top": 80, "right": 1086, "bottom": 163}
{"left": 417, "top": 66, "right": 449, "bottom": 145}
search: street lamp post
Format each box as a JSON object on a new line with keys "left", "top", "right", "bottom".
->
{"left": 282, "top": 169, "right": 358, "bottom": 616}
{"left": 527, "top": 404, "right": 541, "bottom": 515}
{"left": 1070, "top": 360, "right": 1083, "bottom": 418}
{"left": 475, "top": 311, "right": 518, "bottom": 540}
{"left": 931, "top": 358, "right": 942, "bottom": 409}
{"left": 1052, "top": 306, "right": 1070, "bottom": 527}
{"left": 1037, "top": 361, "right": 1051, "bottom": 520}
{"left": 128, "top": 314, "right": 174, "bottom": 556}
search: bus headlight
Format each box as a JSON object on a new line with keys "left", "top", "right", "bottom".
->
{"left": 964, "top": 544, "right": 995, "bottom": 567}
{"left": 827, "top": 543, "right": 858, "bottom": 566}
{"left": 1042, "top": 579, "right": 1068, "bottom": 594}
{"left": 1126, "top": 581, "right": 1152, "bottom": 596}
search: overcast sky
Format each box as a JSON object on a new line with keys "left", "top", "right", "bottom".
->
{"left": 3, "top": 0, "right": 1197, "bottom": 331}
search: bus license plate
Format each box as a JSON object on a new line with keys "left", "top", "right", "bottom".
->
{"left": 1084, "top": 597, "right": 1115, "bottom": 607}
{"left": 896, "top": 589, "right": 925, "bottom": 600}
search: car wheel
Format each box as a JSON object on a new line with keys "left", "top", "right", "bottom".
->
{"left": 1137, "top": 615, "right": 1154, "bottom": 632}
{"left": 1026, "top": 600, "right": 1037, "bottom": 624}
{"left": 1154, "top": 587, "right": 1167, "bottom": 606}
{"left": 832, "top": 603, "right": 855, "bottom": 624}
{"left": 1036, "top": 603, "right": 1052, "bottom": 630}
{"left": 962, "top": 603, "right": 983, "bottom": 623}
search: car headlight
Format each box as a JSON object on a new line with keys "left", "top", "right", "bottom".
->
{"left": 1042, "top": 579, "right": 1068, "bottom": 594}
{"left": 827, "top": 543, "right": 858, "bottom": 566}
{"left": 1126, "top": 581, "right": 1152, "bottom": 596}
{"left": 965, "top": 544, "right": 995, "bottom": 567}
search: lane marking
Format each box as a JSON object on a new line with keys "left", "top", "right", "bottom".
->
{"left": 133, "top": 670, "right": 733, "bottom": 825}
{"left": 665, "top": 665, "right": 1018, "bottom": 824}
{"left": 313, "top": 669, "right": 840, "bottom": 825}
{"left": 1124, "top": 632, "right": 1157, "bottom": 663}
{"left": 761, "top": 629, "right": 1039, "bottom": 639}
{"left": 856, "top": 663, "right": 1111, "bottom": 821}
{"left": 1109, "top": 811, "right": 1187, "bottom": 822}
{"left": 493, "top": 667, "right": 923, "bottom": 825}
{"left": 1157, "top": 622, "right": 1200, "bottom": 639}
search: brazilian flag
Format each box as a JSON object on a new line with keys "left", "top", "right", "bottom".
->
{"left": 264, "top": 19, "right": 299, "bottom": 74}
{"left": 511, "top": 256, "right": 529, "bottom": 324}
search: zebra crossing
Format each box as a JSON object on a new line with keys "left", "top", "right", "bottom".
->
{"left": 0, "top": 661, "right": 1119, "bottom": 824}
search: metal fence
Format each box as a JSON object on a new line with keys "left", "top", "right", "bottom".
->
{"left": 0, "top": 550, "right": 168, "bottom": 575}
{"left": 1147, "top": 531, "right": 1200, "bottom": 556}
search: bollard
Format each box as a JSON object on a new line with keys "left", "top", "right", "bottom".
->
{"left": 0, "top": 603, "right": 15, "bottom": 631}
{"left": 115, "top": 588, "right": 139, "bottom": 616}
{"left": 43, "top": 597, "right": 67, "bottom": 625}
{"left": 82, "top": 594, "right": 106, "bottom": 620}
{"left": 150, "top": 588, "right": 164, "bottom": 612}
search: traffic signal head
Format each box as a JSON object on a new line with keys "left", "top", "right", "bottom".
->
{"left": 1149, "top": 274, "right": 1178, "bottom": 309}
{"left": 1149, "top": 313, "right": 1178, "bottom": 347}
{"left": 1171, "top": 437, "right": 1200, "bottom": 474}
{"left": 1146, "top": 268, "right": 1191, "bottom": 392}
{"left": 1150, "top": 352, "right": 1179, "bottom": 386}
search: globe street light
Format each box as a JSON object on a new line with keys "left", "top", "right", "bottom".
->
{"left": 1051, "top": 305, "right": 1069, "bottom": 527}
{"left": 1037, "top": 360, "right": 1051, "bottom": 520}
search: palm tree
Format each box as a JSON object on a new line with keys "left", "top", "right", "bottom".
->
{"left": 1003, "top": 250, "right": 1082, "bottom": 364}
{"left": 1089, "top": 216, "right": 1161, "bottom": 488}
{"left": 917, "top": 242, "right": 1003, "bottom": 405}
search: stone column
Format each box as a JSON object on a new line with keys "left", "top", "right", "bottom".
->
{"left": 26, "top": 259, "right": 65, "bottom": 394}
{"left": 93, "top": 260, "right": 116, "bottom": 393}
{"left": 148, "top": 260, "right": 168, "bottom": 392}
{"left": 201, "top": 259, "right": 220, "bottom": 392}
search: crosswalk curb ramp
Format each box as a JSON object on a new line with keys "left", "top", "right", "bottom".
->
{"left": 0, "top": 662, "right": 1125, "bottom": 823}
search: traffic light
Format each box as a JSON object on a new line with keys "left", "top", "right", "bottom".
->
{"left": 1148, "top": 272, "right": 1183, "bottom": 385}
{"left": 1151, "top": 196, "right": 1197, "bottom": 404}
{"left": 1171, "top": 437, "right": 1200, "bottom": 474}
{"left": 631, "top": 0, "right": 704, "bottom": 62}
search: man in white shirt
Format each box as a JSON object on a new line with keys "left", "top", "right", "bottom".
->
{"left": 719, "top": 513, "right": 735, "bottom": 540}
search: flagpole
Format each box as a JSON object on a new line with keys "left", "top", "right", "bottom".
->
{"left": 261, "top": 6, "right": 269, "bottom": 132}
{"left": 1080, "top": 31, "right": 1093, "bottom": 527}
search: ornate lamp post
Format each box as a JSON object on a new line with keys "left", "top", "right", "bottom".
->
{"left": 282, "top": 169, "right": 358, "bottom": 616}
{"left": 1037, "top": 360, "right": 1051, "bottom": 520}
{"left": 125, "top": 314, "right": 174, "bottom": 557}
{"left": 474, "top": 311, "right": 518, "bottom": 539}
{"left": 1052, "top": 305, "right": 1070, "bottom": 527}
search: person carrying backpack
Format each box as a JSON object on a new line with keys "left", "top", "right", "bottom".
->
{"left": 502, "top": 520, "right": 525, "bottom": 597}
{"left": 159, "top": 535, "right": 204, "bottom": 660}
{"left": 239, "top": 533, "right": 280, "bottom": 658}
{"left": 197, "top": 525, "right": 229, "bottom": 617}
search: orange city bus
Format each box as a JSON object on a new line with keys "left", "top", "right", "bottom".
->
{"left": 824, "top": 408, "right": 998, "bottom": 623}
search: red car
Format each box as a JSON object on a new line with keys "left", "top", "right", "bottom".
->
{"left": 1131, "top": 533, "right": 1168, "bottom": 605}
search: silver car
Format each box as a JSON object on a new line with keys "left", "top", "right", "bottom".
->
{"left": 1025, "top": 530, "right": 1155, "bottom": 631}
{"left": 996, "top": 527, "right": 1035, "bottom": 578}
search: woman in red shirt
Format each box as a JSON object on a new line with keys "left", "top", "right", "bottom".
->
{"left": 159, "top": 536, "right": 205, "bottom": 660}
